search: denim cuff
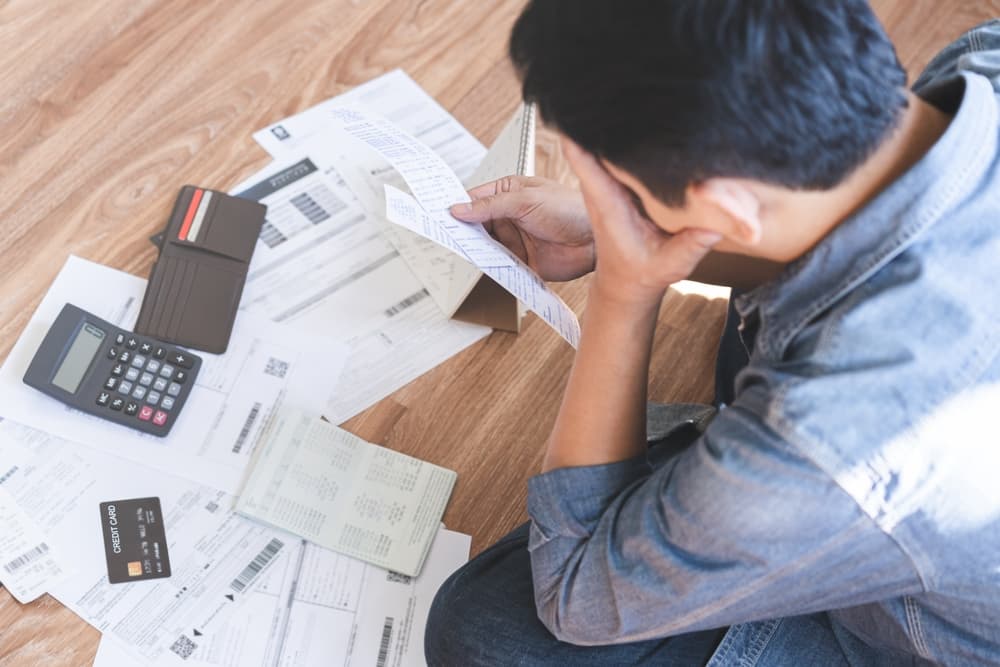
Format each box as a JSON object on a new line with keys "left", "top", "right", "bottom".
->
{"left": 527, "top": 455, "right": 652, "bottom": 543}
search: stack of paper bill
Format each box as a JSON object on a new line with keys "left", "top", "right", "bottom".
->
{"left": 0, "top": 69, "right": 546, "bottom": 666}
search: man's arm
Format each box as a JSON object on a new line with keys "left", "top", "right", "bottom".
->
{"left": 541, "top": 141, "right": 721, "bottom": 471}
{"left": 527, "top": 397, "right": 924, "bottom": 644}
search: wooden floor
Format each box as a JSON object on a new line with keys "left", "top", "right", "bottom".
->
{"left": 0, "top": 1, "right": 995, "bottom": 664}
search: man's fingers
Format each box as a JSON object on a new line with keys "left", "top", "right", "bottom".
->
{"left": 450, "top": 189, "right": 532, "bottom": 224}
{"left": 657, "top": 229, "right": 722, "bottom": 280}
{"left": 466, "top": 175, "right": 527, "bottom": 201}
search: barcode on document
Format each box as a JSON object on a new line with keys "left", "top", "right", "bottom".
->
{"left": 376, "top": 617, "right": 394, "bottom": 667}
{"left": 4, "top": 542, "right": 49, "bottom": 574}
{"left": 0, "top": 465, "right": 18, "bottom": 485}
{"left": 260, "top": 220, "right": 288, "bottom": 248}
{"left": 229, "top": 538, "right": 283, "bottom": 593}
{"left": 290, "top": 192, "right": 332, "bottom": 224}
{"left": 232, "top": 402, "right": 262, "bottom": 453}
{"left": 384, "top": 288, "right": 429, "bottom": 317}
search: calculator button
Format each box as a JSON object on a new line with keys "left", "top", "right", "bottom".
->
{"left": 115, "top": 333, "right": 126, "bottom": 345}
{"left": 96, "top": 392, "right": 111, "bottom": 406}
{"left": 108, "top": 347, "right": 119, "bottom": 359}
{"left": 138, "top": 406, "right": 154, "bottom": 421}
{"left": 139, "top": 372, "right": 155, "bottom": 387}
{"left": 118, "top": 351, "right": 131, "bottom": 364}
{"left": 146, "top": 391, "right": 161, "bottom": 405}
{"left": 103, "top": 377, "right": 118, "bottom": 391}
{"left": 153, "top": 346, "right": 166, "bottom": 359}
{"left": 131, "top": 385, "right": 147, "bottom": 401}
{"left": 111, "top": 363, "right": 125, "bottom": 377}
{"left": 160, "top": 396, "right": 175, "bottom": 411}
{"left": 167, "top": 382, "right": 182, "bottom": 397}
{"left": 125, "top": 401, "right": 139, "bottom": 416}
{"left": 146, "top": 359, "right": 161, "bottom": 374}
{"left": 110, "top": 397, "right": 125, "bottom": 411}
{"left": 131, "top": 354, "right": 147, "bottom": 368}
{"left": 125, "top": 367, "right": 140, "bottom": 382}
{"left": 173, "top": 370, "right": 188, "bottom": 384}
{"left": 117, "top": 380, "right": 133, "bottom": 395}
{"left": 153, "top": 377, "right": 168, "bottom": 392}
{"left": 126, "top": 337, "right": 138, "bottom": 350}
{"left": 159, "top": 364, "right": 175, "bottom": 378}
{"left": 139, "top": 341, "right": 153, "bottom": 354}
{"left": 168, "top": 352, "right": 194, "bottom": 369}
{"left": 152, "top": 411, "right": 168, "bottom": 427}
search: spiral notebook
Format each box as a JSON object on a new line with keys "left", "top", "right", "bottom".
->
{"left": 446, "top": 103, "right": 536, "bottom": 332}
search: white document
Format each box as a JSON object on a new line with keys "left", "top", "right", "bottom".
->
{"left": 328, "top": 106, "right": 580, "bottom": 346}
{"left": 253, "top": 69, "right": 486, "bottom": 320}
{"left": 254, "top": 70, "right": 485, "bottom": 191}
{"left": 0, "top": 419, "right": 289, "bottom": 664}
{"left": 0, "top": 484, "right": 71, "bottom": 603}
{"left": 0, "top": 256, "right": 348, "bottom": 494}
{"left": 94, "top": 527, "right": 471, "bottom": 667}
{"left": 232, "top": 152, "right": 490, "bottom": 423}
{"left": 237, "top": 409, "right": 456, "bottom": 576}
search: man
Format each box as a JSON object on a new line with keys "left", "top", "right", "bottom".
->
{"left": 426, "top": 2, "right": 1000, "bottom": 665}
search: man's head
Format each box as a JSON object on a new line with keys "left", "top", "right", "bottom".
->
{"left": 510, "top": 0, "right": 909, "bottom": 258}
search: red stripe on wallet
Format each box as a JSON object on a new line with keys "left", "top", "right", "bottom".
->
{"left": 177, "top": 188, "right": 204, "bottom": 241}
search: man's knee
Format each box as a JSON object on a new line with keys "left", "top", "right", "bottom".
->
{"left": 425, "top": 524, "right": 535, "bottom": 665}
{"left": 424, "top": 564, "right": 478, "bottom": 664}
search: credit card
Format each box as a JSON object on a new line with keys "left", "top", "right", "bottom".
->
{"left": 99, "top": 497, "right": 171, "bottom": 584}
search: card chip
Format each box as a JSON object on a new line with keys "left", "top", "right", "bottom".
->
{"left": 128, "top": 561, "right": 143, "bottom": 577}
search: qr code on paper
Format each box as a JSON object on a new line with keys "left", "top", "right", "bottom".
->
{"left": 386, "top": 570, "right": 412, "bottom": 585}
{"left": 170, "top": 635, "right": 197, "bottom": 660}
{"left": 264, "top": 358, "right": 289, "bottom": 378}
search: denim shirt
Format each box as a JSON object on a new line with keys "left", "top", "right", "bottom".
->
{"left": 526, "top": 21, "right": 1000, "bottom": 666}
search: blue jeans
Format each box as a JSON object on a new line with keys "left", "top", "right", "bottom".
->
{"left": 424, "top": 521, "right": 728, "bottom": 665}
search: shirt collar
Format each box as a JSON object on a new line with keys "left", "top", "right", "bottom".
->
{"left": 734, "top": 72, "right": 999, "bottom": 360}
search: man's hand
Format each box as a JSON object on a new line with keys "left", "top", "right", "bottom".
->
{"left": 562, "top": 139, "right": 721, "bottom": 307}
{"left": 449, "top": 176, "right": 595, "bottom": 282}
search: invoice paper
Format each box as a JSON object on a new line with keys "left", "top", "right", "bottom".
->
{"left": 0, "top": 419, "right": 288, "bottom": 664}
{"left": 252, "top": 69, "right": 486, "bottom": 320}
{"left": 324, "top": 107, "right": 580, "bottom": 347}
{"left": 0, "top": 483, "right": 70, "bottom": 603}
{"left": 94, "top": 527, "right": 472, "bottom": 667}
{"left": 237, "top": 408, "right": 456, "bottom": 576}
{"left": 0, "top": 256, "right": 348, "bottom": 494}
{"left": 233, "top": 154, "right": 490, "bottom": 423}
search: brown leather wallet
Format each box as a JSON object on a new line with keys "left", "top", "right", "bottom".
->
{"left": 135, "top": 185, "right": 267, "bottom": 354}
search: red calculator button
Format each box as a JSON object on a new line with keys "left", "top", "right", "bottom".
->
{"left": 138, "top": 406, "right": 154, "bottom": 421}
{"left": 152, "top": 411, "right": 168, "bottom": 427}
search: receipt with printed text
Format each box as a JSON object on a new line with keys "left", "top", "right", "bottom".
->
{"left": 0, "top": 419, "right": 290, "bottom": 664}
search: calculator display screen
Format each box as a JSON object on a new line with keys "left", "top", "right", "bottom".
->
{"left": 52, "top": 323, "right": 106, "bottom": 394}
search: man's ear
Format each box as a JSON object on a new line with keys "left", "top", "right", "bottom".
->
{"left": 691, "top": 179, "right": 763, "bottom": 245}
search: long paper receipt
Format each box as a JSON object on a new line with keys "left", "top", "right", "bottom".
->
{"left": 330, "top": 107, "right": 581, "bottom": 347}
{"left": 236, "top": 409, "right": 456, "bottom": 576}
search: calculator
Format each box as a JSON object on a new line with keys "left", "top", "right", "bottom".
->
{"left": 23, "top": 303, "right": 202, "bottom": 437}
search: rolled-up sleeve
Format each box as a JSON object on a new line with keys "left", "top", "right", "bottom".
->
{"left": 526, "top": 402, "right": 923, "bottom": 645}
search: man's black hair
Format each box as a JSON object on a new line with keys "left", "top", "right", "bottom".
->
{"left": 510, "top": 0, "right": 908, "bottom": 206}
